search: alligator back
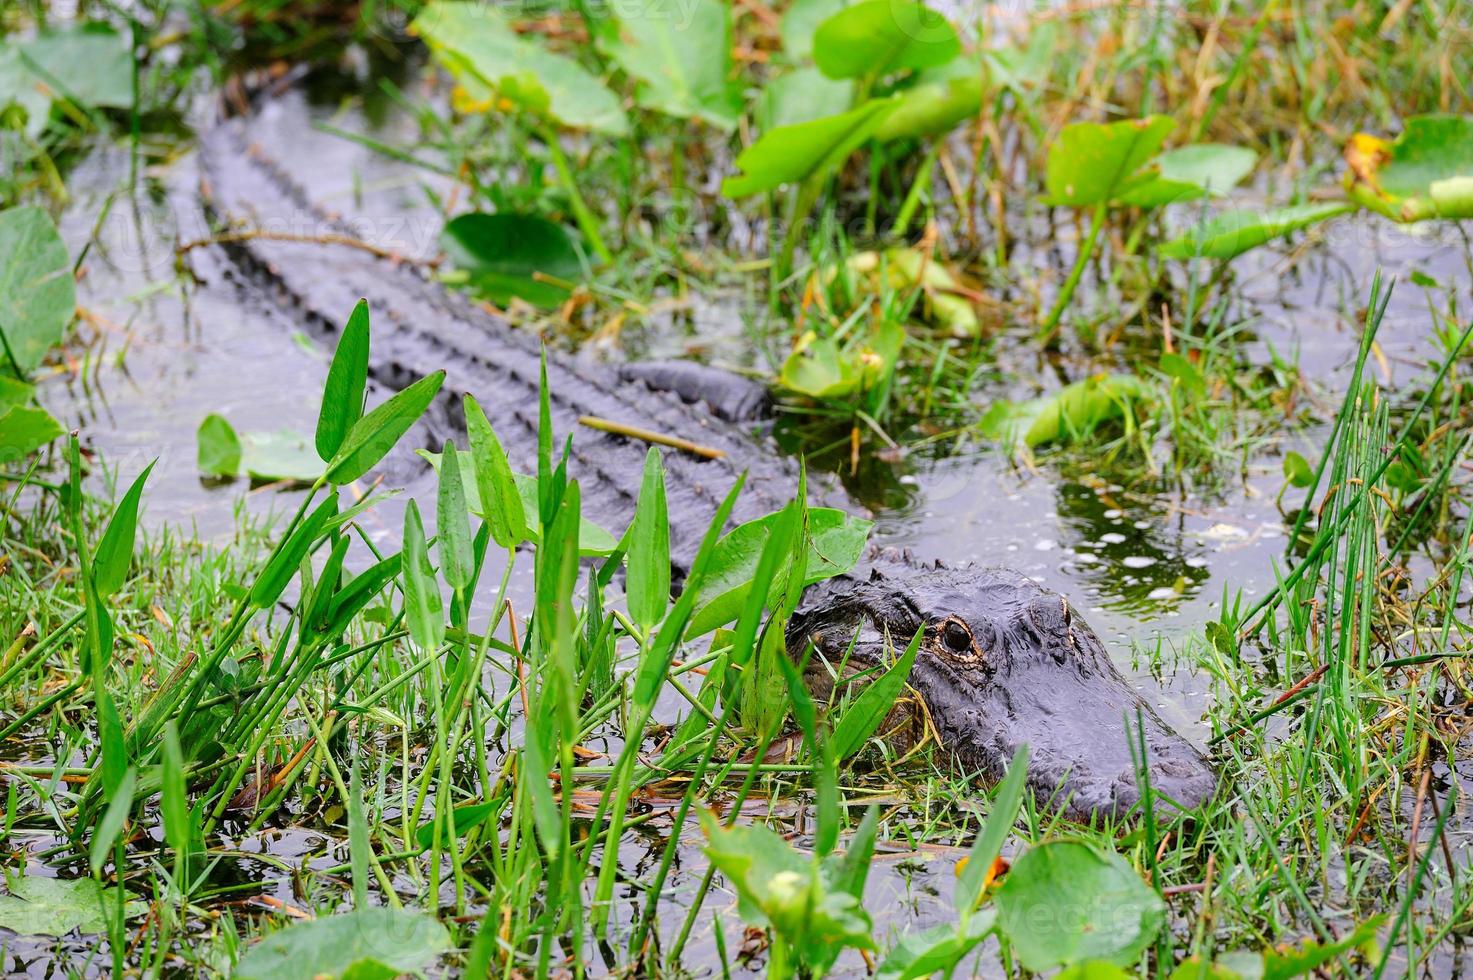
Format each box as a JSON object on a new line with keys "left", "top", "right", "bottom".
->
{"left": 197, "top": 96, "right": 812, "bottom": 568}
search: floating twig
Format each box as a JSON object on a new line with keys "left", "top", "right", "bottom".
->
{"left": 578, "top": 415, "right": 726, "bottom": 459}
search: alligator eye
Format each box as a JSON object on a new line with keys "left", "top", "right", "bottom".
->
{"left": 940, "top": 619, "right": 974, "bottom": 656}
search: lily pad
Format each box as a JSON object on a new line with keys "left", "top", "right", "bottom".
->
{"left": 0, "top": 875, "right": 139, "bottom": 937}
{"left": 0, "top": 404, "right": 64, "bottom": 464}
{"left": 780, "top": 0, "right": 845, "bottom": 62}
{"left": 874, "top": 912, "right": 996, "bottom": 980}
{"left": 0, "top": 49, "right": 52, "bottom": 139}
{"left": 234, "top": 907, "right": 451, "bottom": 980}
{"left": 439, "top": 212, "right": 582, "bottom": 308}
{"left": 197, "top": 414, "right": 325, "bottom": 484}
{"left": 1045, "top": 115, "right": 1176, "bottom": 207}
{"left": 779, "top": 318, "right": 903, "bottom": 401}
{"left": 1114, "top": 144, "right": 1257, "bottom": 208}
{"left": 1344, "top": 115, "right": 1473, "bottom": 221}
{"left": 993, "top": 840, "right": 1165, "bottom": 971}
{"left": 412, "top": 2, "right": 628, "bottom": 135}
{"left": 1024, "top": 374, "right": 1154, "bottom": 448}
{"left": 0, "top": 205, "right": 76, "bottom": 377}
{"left": 602, "top": 0, "right": 741, "bottom": 130}
{"left": 983, "top": 375, "right": 1155, "bottom": 449}
{"left": 842, "top": 248, "right": 979, "bottom": 337}
{"left": 812, "top": 0, "right": 961, "bottom": 81}
{"left": 1159, "top": 201, "right": 1355, "bottom": 260}
{"left": 723, "top": 97, "right": 899, "bottom": 197}
{"left": 16, "top": 25, "right": 132, "bottom": 110}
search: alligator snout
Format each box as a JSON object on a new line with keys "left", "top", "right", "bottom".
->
{"left": 789, "top": 561, "right": 1218, "bottom": 822}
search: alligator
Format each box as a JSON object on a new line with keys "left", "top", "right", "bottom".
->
{"left": 195, "top": 87, "right": 1217, "bottom": 822}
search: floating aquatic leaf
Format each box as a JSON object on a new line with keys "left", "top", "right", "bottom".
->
{"left": 413, "top": 1, "right": 628, "bottom": 135}
{"left": 1159, "top": 201, "right": 1355, "bottom": 260}
{"left": 15, "top": 25, "right": 132, "bottom": 110}
{"left": 779, "top": 319, "right": 904, "bottom": 401}
{"left": 240, "top": 431, "right": 326, "bottom": 483}
{"left": 196, "top": 414, "right": 242, "bottom": 478}
{"left": 812, "top": 0, "right": 961, "bottom": 81}
{"left": 842, "top": 247, "right": 979, "bottom": 336}
{"left": 780, "top": 0, "right": 844, "bottom": 61}
{"left": 1282, "top": 451, "right": 1314, "bottom": 488}
{"left": 199, "top": 416, "right": 325, "bottom": 484}
{"left": 1023, "top": 373, "right": 1155, "bottom": 448}
{"left": 1262, "top": 914, "right": 1385, "bottom": 979}
{"left": 1045, "top": 116, "right": 1176, "bottom": 207}
{"left": 875, "top": 912, "right": 997, "bottom": 980}
{"left": 0, "top": 205, "right": 75, "bottom": 377}
{"left": 1115, "top": 144, "right": 1257, "bottom": 208}
{"left": 0, "top": 875, "right": 139, "bottom": 937}
{"left": 0, "top": 49, "right": 52, "bottom": 139}
{"left": 234, "top": 907, "right": 451, "bottom": 980}
{"left": 1344, "top": 116, "right": 1473, "bottom": 222}
{"left": 602, "top": 0, "right": 741, "bottom": 129}
{"left": 994, "top": 840, "right": 1165, "bottom": 971}
{"left": 440, "top": 212, "right": 582, "bottom": 308}
{"left": 0, "top": 404, "right": 63, "bottom": 464}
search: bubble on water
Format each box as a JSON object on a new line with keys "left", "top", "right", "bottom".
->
{"left": 1034, "top": 538, "right": 1057, "bottom": 551}
{"left": 1122, "top": 555, "right": 1157, "bottom": 569}
{"left": 1100, "top": 532, "right": 1127, "bottom": 544}
{"left": 1146, "top": 586, "right": 1180, "bottom": 601}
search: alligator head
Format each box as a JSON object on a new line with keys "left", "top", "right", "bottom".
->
{"left": 787, "top": 559, "right": 1218, "bottom": 821}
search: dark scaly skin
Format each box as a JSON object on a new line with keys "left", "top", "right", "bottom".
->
{"left": 196, "top": 93, "right": 1218, "bottom": 821}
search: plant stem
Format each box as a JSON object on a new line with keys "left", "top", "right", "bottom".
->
{"left": 892, "top": 141, "right": 941, "bottom": 239}
{"left": 539, "top": 123, "right": 613, "bottom": 265}
{"left": 1037, "top": 201, "right": 1107, "bottom": 344}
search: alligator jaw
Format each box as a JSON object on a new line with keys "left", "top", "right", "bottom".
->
{"left": 789, "top": 561, "right": 1218, "bottom": 822}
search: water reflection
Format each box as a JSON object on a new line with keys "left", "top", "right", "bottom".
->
{"left": 1052, "top": 480, "right": 1210, "bottom": 615}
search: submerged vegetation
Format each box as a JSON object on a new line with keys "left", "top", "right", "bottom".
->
{"left": 4, "top": 0, "right": 1473, "bottom": 977}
